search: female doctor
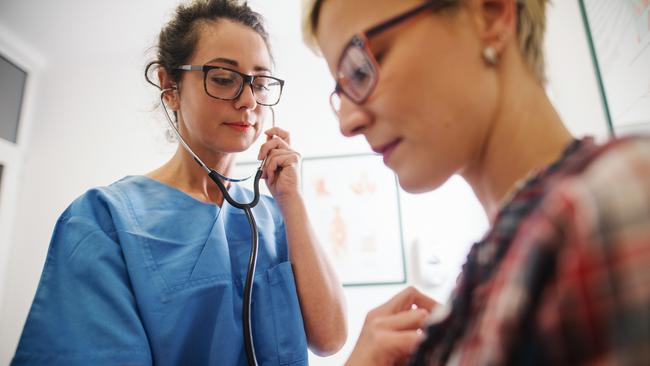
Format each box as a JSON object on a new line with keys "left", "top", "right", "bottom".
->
{"left": 12, "top": 0, "right": 346, "bottom": 365}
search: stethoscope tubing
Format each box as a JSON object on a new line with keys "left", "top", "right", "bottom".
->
{"left": 241, "top": 206, "right": 259, "bottom": 366}
{"left": 160, "top": 88, "right": 264, "bottom": 366}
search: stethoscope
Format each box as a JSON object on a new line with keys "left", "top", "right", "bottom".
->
{"left": 160, "top": 86, "right": 270, "bottom": 366}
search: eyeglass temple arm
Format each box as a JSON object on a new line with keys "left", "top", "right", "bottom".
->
{"left": 366, "top": 0, "right": 448, "bottom": 38}
{"left": 176, "top": 65, "right": 203, "bottom": 71}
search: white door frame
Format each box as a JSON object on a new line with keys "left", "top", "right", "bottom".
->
{"left": 0, "top": 24, "right": 44, "bottom": 308}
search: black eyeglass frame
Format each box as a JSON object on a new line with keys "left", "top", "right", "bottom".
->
{"left": 177, "top": 64, "right": 285, "bottom": 106}
{"left": 331, "top": 0, "right": 454, "bottom": 111}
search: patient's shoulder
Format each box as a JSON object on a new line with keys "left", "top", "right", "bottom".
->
{"left": 573, "top": 136, "right": 650, "bottom": 225}
{"left": 538, "top": 136, "right": 650, "bottom": 245}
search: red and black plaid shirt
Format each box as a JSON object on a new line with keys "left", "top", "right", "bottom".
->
{"left": 412, "top": 137, "right": 650, "bottom": 365}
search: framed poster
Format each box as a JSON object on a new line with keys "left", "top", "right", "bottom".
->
{"left": 301, "top": 154, "right": 406, "bottom": 286}
{"left": 579, "top": 0, "right": 650, "bottom": 135}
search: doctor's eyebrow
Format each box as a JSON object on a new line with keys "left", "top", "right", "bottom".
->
{"left": 205, "top": 57, "right": 271, "bottom": 73}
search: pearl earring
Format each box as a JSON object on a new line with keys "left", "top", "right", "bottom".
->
{"left": 482, "top": 46, "right": 499, "bottom": 66}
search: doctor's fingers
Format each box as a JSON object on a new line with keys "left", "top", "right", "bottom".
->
{"left": 369, "top": 287, "right": 437, "bottom": 319}
{"left": 262, "top": 147, "right": 300, "bottom": 172}
{"left": 264, "top": 127, "right": 291, "bottom": 143}
{"left": 264, "top": 150, "right": 300, "bottom": 172}
{"left": 263, "top": 151, "right": 300, "bottom": 184}
{"left": 257, "top": 136, "right": 292, "bottom": 160}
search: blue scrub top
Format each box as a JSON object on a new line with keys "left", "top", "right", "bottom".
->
{"left": 12, "top": 176, "right": 308, "bottom": 366}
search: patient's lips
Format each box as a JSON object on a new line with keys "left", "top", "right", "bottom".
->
{"left": 372, "top": 138, "right": 402, "bottom": 164}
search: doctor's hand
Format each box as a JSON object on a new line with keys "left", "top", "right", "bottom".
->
{"left": 257, "top": 127, "right": 301, "bottom": 206}
{"left": 346, "top": 287, "right": 437, "bottom": 366}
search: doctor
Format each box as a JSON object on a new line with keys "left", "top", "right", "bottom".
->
{"left": 13, "top": 0, "right": 346, "bottom": 365}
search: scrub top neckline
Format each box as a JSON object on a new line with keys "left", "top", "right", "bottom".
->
{"left": 126, "top": 174, "right": 242, "bottom": 209}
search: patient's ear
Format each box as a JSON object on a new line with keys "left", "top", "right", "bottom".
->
{"left": 470, "top": 0, "right": 518, "bottom": 54}
{"left": 158, "top": 68, "right": 180, "bottom": 111}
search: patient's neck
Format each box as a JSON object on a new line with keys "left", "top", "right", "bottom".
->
{"left": 461, "top": 66, "right": 573, "bottom": 221}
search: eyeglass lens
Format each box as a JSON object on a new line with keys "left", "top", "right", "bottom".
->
{"left": 205, "top": 68, "right": 282, "bottom": 105}
{"left": 332, "top": 41, "right": 378, "bottom": 114}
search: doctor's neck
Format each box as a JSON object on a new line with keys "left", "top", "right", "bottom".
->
{"left": 148, "top": 145, "right": 235, "bottom": 206}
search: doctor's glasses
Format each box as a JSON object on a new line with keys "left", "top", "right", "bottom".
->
{"left": 177, "top": 64, "right": 285, "bottom": 106}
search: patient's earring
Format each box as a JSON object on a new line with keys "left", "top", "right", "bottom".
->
{"left": 482, "top": 46, "right": 499, "bottom": 66}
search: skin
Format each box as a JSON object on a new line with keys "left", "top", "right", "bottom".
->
{"left": 315, "top": 0, "right": 573, "bottom": 364}
{"left": 149, "top": 19, "right": 347, "bottom": 356}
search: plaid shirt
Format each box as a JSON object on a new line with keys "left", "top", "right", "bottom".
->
{"left": 412, "top": 137, "right": 650, "bottom": 365}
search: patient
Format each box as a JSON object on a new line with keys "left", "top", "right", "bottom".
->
{"left": 302, "top": 0, "right": 650, "bottom": 364}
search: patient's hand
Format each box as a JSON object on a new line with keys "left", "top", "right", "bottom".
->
{"left": 346, "top": 286, "right": 437, "bottom": 366}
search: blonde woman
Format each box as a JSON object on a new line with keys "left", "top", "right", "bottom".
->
{"left": 303, "top": 0, "right": 650, "bottom": 365}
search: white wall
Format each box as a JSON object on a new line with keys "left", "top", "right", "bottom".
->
{"left": 545, "top": 0, "right": 610, "bottom": 139}
{"left": 0, "top": 1, "right": 609, "bottom": 365}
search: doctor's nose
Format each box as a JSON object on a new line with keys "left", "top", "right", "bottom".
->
{"left": 338, "top": 98, "right": 372, "bottom": 137}
{"left": 234, "top": 84, "right": 258, "bottom": 111}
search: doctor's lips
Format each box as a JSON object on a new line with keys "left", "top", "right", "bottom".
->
{"left": 223, "top": 121, "right": 254, "bottom": 132}
{"left": 372, "top": 138, "right": 402, "bottom": 163}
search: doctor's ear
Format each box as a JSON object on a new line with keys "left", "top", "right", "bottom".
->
{"left": 157, "top": 68, "right": 181, "bottom": 110}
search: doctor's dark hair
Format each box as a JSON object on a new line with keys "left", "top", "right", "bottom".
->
{"left": 145, "top": 0, "right": 272, "bottom": 88}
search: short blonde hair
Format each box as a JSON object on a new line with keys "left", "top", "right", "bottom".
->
{"left": 301, "top": 0, "right": 548, "bottom": 83}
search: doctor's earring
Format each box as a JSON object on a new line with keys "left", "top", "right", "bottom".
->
{"left": 482, "top": 46, "right": 499, "bottom": 66}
